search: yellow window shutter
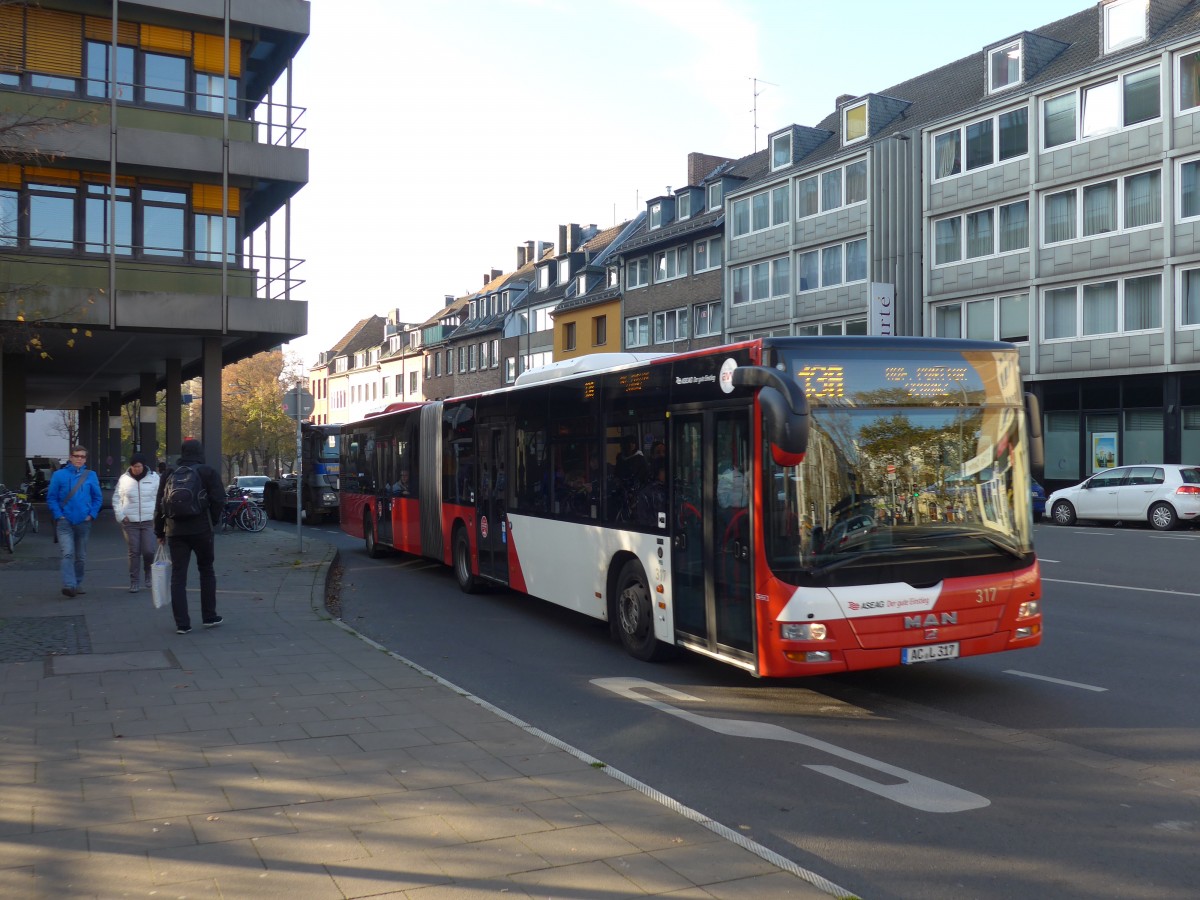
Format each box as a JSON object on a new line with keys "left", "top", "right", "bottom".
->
{"left": 0, "top": 164, "right": 21, "bottom": 188}
{"left": 82, "top": 172, "right": 136, "bottom": 187}
{"left": 84, "top": 16, "right": 139, "bottom": 46}
{"left": 139, "top": 24, "right": 192, "bottom": 55}
{"left": 23, "top": 167, "right": 81, "bottom": 186}
{"left": 193, "top": 33, "right": 242, "bottom": 78}
{"left": 193, "top": 183, "right": 240, "bottom": 214}
{"left": 0, "top": 6, "right": 24, "bottom": 73}
{"left": 25, "top": 8, "right": 83, "bottom": 78}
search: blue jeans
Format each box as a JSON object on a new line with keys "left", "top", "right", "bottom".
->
{"left": 56, "top": 518, "right": 93, "bottom": 589}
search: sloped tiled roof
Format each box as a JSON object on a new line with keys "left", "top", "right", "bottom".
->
{"left": 327, "top": 315, "right": 385, "bottom": 358}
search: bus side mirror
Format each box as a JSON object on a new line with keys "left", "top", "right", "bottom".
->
{"left": 731, "top": 366, "right": 810, "bottom": 466}
{"left": 1024, "top": 392, "right": 1044, "bottom": 471}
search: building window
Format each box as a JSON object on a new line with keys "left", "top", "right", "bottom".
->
{"left": 707, "top": 182, "right": 722, "bottom": 210}
{"left": 409, "top": 371, "right": 418, "bottom": 394}
{"left": 85, "top": 41, "right": 134, "bottom": 100}
{"left": 1043, "top": 274, "right": 1161, "bottom": 340}
{"left": 490, "top": 339, "right": 499, "bottom": 367}
{"left": 694, "top": 236, "right": 722, "bottom": 272}
{"left": 654, "top": 307, "right": 688, "bottom": 344}
{"left": 1043, "top": 65, "right": 1160, "bottom": 148}
{"left": 654, "top": 246, "right": 688, "bottom": 282}
{"left": 1179, "top": 268, "right": 1200, "bottom": 327}
{"left": 989, "top": 41, "right": 1021, "bottom": 93}
{"left": 1104, "top": 0, "right": 1147, "bottom": 54}
{"left": 843, "top": 100, "right": 867, "bottom": 144}
{"left": 559, "top": 258, "right": 571, "bottom": 285}
{"left": 694, "top": 300, "right": 722, "bottom": 338}
{"left": 731, "top": 185, "right": 789, "bottom": 237}
{"left": 731, "top": 257, "right": 790, "bottom": 304}
{"left": 798, "top": 238, "right": 868, "bottom": 291}
{"left": 592, "top": 315, "right": 607, "bottom": 347}
{"left": 144, "top": 52, "right": 188, "bottom": 107}
{"left": 797, "top": 318, "right": 868, "bottom": 336}
{"left": 505, "top": 357, "right": 516, "bottom": 384}
{"left": 1179, "top": 158, "right": 1200, "bottom": 219}
{"left": 1179, "top": 48, "right": 1200, "bottom": 113}
{"left": 934, "top": 200, "right": 1028, "bottom": 265}
{"left": 933, "top": 108, "right": 1028, "bottom": 179}
{"left": 649, "top": 202, "right": 663, "bottom": 230}
{"left": 797, "top": 159, "right": 867, "bottom": 218}
{"left": 626, "top": 257, "right": 649, "bottom": 289}
{"left": 625, "top": 315, "right": 649, "bottom": 348}
{"left": 677, "top": 192, "right": 692, "bottom": 220}
{"left": 771, "top": 132, "right": 791, "bottom": 170}
{"left": 934, "top": 293, "right": 1030, "bottom": 342}
{"left": 381, "top": 378, "right": 388, "bottom": 399}
{"left": 563, "top": 321, "right": 576, "bottom": 351}
{"left": 1042, "top": 170, "right": 1160, "bottom": 245}
{"left": 538, "top": 266, "right": 551, "bottom": 290}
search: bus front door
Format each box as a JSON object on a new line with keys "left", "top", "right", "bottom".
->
{"left": 670, "top": 409, "right": 755, "bottom": 664}
{"left": 476, "top": 423, "right": 510, "bottom": 584}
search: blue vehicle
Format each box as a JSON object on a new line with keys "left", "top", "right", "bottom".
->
{"left": 1031, "top": 480, "right": 1046, "bottom": 518}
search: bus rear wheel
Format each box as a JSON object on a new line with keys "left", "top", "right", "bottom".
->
{"left": 615, "top": 559, "right": 669, "bottom": 662}
{"left": 453, "top": 526, "right": 480, "bottom": 593}
{"left": 364, "top": 512, "right": 386, "bottom": 558}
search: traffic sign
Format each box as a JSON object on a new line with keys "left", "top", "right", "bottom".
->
{"left": 282, "top": 389, "right": 314, "bottom": 418}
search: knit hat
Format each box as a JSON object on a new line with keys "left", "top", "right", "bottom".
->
{"left": 130, "top": 452, "right": 148, "bottom": 466}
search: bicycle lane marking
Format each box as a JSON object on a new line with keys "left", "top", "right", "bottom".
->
{"left": 592, "top": 677, "right": 989, "bottom": 813}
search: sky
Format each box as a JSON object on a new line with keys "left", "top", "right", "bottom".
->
{"left": 283, "top": 0, "right": 1091, "bottom": 366}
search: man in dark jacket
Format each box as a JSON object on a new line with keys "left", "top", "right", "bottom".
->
{"left": 154, "top": 439, "right": 226, "bottom": 634}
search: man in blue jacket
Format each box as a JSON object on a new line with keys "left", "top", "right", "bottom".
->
{"left": 46, "top": 446, "right": 103, "bottom": 597}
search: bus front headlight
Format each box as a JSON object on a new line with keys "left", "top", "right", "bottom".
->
{"left": 781, "top": 623, "right": 827, "bottom": 641}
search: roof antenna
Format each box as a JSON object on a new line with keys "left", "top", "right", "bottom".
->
{"left": 749, "top": 76, "right": 779, "bottom": 152}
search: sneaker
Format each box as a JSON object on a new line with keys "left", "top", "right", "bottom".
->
{"left": 176, "top": 625, "right": 191, "bottom": 635}
{"left": 202, "top": 616, "right": 224, "bottom": 628}
{"left": 74, "top": 588, "right": 86, "bottom": 595}
{"left": 61, "top": 587, "right": 76, "bottom": 598}
{"left": 129, "top": 582, "right": 140, "bottom": 593}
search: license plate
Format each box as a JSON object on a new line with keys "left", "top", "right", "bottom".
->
{"left": 901, "top": 642, "right": 960, "bottom": 664}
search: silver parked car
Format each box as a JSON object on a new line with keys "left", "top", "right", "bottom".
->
{"left": 1046, "top": 464, "right": 1200, "bottom": 530}
{"left": 228, "top": 475, "right": 269, "bottom": 502}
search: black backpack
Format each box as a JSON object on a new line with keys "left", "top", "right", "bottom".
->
{"left": 163, "top": 465, "right": 207, "bottom": 519}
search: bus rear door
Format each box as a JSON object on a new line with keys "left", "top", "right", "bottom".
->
{"left": 476, "top": 421, "right": 510, "bottom": 584}
{"left": 670, "top": 407, "right": 755, "bottom": 667}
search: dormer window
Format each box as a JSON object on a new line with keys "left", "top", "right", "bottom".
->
{"left": 707, "top": 182, "right": 722, "bottom": 211}
{"left": 469, "top": 299, "right": 477, "bottom": 319}
{"left": 559, "top": 258, "right": 572, "bottom": 285}
{"left": 771, "top": 132, "right": 791, "bottom": 171}
{"left": 649, "top": 202, "right": 663, "bottom": 230}
{"left": 677, "top": 192, "right": 691, "bottom": 220}
{"left": 843, "top": 100, "right": 868, "bottom": 145}
{"left": 607, "top": 265, "right": 619, "bottom": 288}
{"left": 1104, "top": 0, "right": 1147, "bottom": 54}
{"left": 538, "top": 265, "right": 551, "bottom": 290}
{"left": 989, "top": 41, "right": 1022, "bottom": 93}
{"left": 576, "top": 273, "right": 588, "bottom": 295}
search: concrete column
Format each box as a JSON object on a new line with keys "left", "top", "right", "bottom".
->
{"left": 201, "top": 338, "right": 222, "bottom": 474}
{"left": 165, "top": 358, "right": 182, "bottom": 462}
{"left": 79, "top": 403, "right": 94, "bottom": 457}
{"left": 1, "top": 352, "right": 27, "bottom": 488}
{"left": 97, "top": 396, "right": 110, "bottom": 471}
{"left": 139, "top": 372, "right": 158, "bottom": 466}
{"left": 108, "top": 389, "right": 123, "bottom": 477}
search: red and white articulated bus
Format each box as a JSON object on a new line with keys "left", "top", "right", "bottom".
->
{"left": 339, "top": 336, "right": 1043, "bottom": 677}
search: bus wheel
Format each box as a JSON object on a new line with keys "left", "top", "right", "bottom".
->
{"left": 364, "top": 512, "right": 386, "bottom": 559}
{"left": 616, "top": 559, "right": 669, "bottom": 662}
{"left": 453, "top": 526, "right": 480, "bottom": 593}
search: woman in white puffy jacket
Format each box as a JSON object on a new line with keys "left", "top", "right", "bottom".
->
{"left": 113, "top": 452, "right": 160, "bottom": 592}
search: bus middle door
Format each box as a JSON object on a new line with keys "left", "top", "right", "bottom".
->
{"left": 476, "top": 422, "right": 510, "bottom": 584}
{"left": 670, "top": 407, "right": 755, "bottom": 664}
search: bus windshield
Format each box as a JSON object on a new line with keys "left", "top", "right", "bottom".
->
{"left": 763, "top": 344, "right": 1034, "bottom": 586}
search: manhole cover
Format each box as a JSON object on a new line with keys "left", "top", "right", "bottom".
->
{"left": 0, "top": 615, "right": 91, "bottom": 663}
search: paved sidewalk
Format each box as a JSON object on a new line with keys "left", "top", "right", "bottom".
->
{"left": 0, "top": 512, "right": 849, "bottom": 899}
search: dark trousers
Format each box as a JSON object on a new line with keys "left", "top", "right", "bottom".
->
{"left": 168, "top": 530, "right": 217, "bottom": 629}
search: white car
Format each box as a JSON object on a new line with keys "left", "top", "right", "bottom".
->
{"left": 1046, "top": 464, "right": 1200, "bottom": 530}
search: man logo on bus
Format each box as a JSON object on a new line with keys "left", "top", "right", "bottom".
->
{"left": 719, "top": 358, "right": 737, "bottom": 394}
{"left": 904, "top": 612, "right": 957, "bottom": 628}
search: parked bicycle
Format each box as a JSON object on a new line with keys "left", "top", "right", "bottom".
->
{"left": 0, "top": 483, "right": 40, "bottom": 552}
{"left": 219, "top": 488, "right": 267, "bottom": 533}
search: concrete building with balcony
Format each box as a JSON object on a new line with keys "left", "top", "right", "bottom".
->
{"left": 0, "top": 0, "right": 308, "bottom": 486}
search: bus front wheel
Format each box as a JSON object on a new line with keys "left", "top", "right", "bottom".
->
{"left": 453, "top": 526, "right": 480, "bottom": 593}
{"left": 615, "top": 559, "right": 670, "bottom": 662}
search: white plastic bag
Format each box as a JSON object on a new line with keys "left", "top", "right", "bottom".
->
{"left": 150, "top": 543, "right": 171, "bottom": 609}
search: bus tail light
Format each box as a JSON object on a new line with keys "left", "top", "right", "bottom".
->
{"left": 781, "top": 622, "right": 827, "bottom": 641}
{"left": 1017, "top": 600, "right": 1040, "bottom": 618}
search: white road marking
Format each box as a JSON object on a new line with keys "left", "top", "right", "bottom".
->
{"left": 592, "top": 677, "right": 989, "bottom": 814}
{"left": 1043, "top": 577, "right": 1200, "bottom": 598}
{"left": 1003, "top": 670, "right": 1108, "bottom": 691}
{"left": 1037, "top": 557, "right": 1060, "bottom": 563}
